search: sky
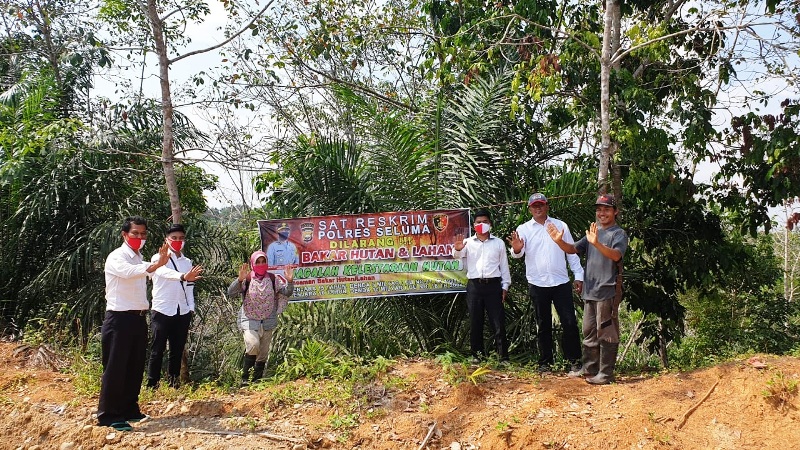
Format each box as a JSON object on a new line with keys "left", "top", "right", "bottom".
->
{"left": 91, "top": 0, "right": 264, "bottom": 210}
{"left": 89, "top": 0, "right": 798, "bottom": 222}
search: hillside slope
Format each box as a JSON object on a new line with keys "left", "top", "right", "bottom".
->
{"left": 1, "top": 343, "right": 798, "bottom": 449}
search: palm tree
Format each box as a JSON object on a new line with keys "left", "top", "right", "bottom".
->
{"left": 0, "top": 71, "right": 220, "bottom": 340}
{"left": 258, "top": 69, "right": 596, "bottom": 362}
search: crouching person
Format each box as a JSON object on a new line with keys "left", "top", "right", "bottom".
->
{"left": 227, "top": 250, "right": 294, "bottom": 385}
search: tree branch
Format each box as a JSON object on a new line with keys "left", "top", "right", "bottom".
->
{"left": 613, "top": 20, "right": 781, "bottom": 65}
{"left": 293, "top": 58, "right": 417, "bottom": 112}
{"left": 169, "top": 0, "right": 275, "bottom": 65}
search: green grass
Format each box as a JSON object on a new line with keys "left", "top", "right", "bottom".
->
{"left": 329, "top": 412, "right": 359, "bottom": 429}
{"left": 762, "top": 369, "right": 799, "bottom": 410}
{"left": 69, "top": 356, "right": 102, "bottom": 397}
{"left": 382, "top": 374, "right": 415, "bottom": 391}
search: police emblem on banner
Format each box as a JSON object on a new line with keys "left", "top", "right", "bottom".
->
{"left": 433, "top": 214, "right": 448, "bottom": 232}
{"left": 301, "top": 222, "right": 314, "bottom": 242}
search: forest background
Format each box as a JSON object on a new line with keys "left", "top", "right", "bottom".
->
{"left": 2, "top": 0, "right": 800, "bottom": 385}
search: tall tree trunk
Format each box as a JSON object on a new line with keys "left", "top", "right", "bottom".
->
{"left": 785, "top": 225, "right": 791, "bottom": 301}
{"left": 658, "top": 318, "right": 669, "bottom": 368}
{"left": 609, "top": 3, "right": 624, "bottom": 209}
{"left": 144, "top": 0, "right": 182, "bottom": 225}
{"left": 143, "top": 0, "right": 187, "bottom": 383}
{"left": 598, "top": 0, "right": 618, "bottom": 194}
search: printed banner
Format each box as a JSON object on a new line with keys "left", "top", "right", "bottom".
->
{"left": 258, "top": 209, "right": 470, "bottom": 301}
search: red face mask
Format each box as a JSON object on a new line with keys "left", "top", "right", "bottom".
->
{"left": 169, "top": 240, "right": 184, "bottom": 252}
{"left": 126, "top": 237, "right": 145, "bottom": 252}
{"left": 252, "top": 264, "right": 268, "bottom": 277}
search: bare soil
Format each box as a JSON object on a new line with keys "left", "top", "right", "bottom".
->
{"left": 1, "top": 342, "right": 799, "bottom": 450}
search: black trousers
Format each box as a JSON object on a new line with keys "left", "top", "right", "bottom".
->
{"left": 97, "top": 310, "right": 147, "bottom": 426}
{"left": 466, "top": 278, "right": 508, "bottom": 359}
{"left": 529, "top": 282, "right": 581, "bottom": 365}
{"left": 147, "top": 310, "right": 192, "bottom": 385}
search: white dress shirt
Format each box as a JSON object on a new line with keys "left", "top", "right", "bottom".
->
{"left": 511, "top": 217, "right": 584, "bottom": 286}
{"left": 452, "top": 234, "right": 512, "bottom": 291}
{"left": 151, "top": 250, "right": 193, "bottom": 316}
{"left": 104, "top": 243, "right": 154, "bottom": 311}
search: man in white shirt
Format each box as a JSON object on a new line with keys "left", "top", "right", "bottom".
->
{"left": 97, "top": 216, "right": 170, "bottom": 431}
{"left": 146, "top": 223, "right": 203, "bottom": 388}
{"left": 453, "top": 209, "right": 512, "bottom": 363}
{"left": 508, "top": 193, "right": 584, "bottom": 373}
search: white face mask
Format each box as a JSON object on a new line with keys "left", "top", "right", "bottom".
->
{"left": 474, "top": 223, "right": 491, "bottom": 234}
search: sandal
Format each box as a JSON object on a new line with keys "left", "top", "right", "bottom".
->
{"left": 109, "top": 421, "right": 133, "bottom": 432}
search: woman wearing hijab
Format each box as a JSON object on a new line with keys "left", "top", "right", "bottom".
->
{"left": 227, "top": 250, "right": 294, "bottom": 385}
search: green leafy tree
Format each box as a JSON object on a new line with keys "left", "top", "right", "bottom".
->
{"left": 0, "top": 1, "right": 220, "bottom": 336}
{"left": 716, "top": 101, "right": 800, "bottom": 235}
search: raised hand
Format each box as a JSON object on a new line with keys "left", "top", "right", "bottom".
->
{"left": 156, "top": 243, "right": 170, "bottom": 267}
{"left": 586, "top": 222, "right": 598, "bottom": 245}
{"left": 237, "top": 263, "right": 250, "bottom": 282}
{"left": 507, "top": 231, "right": 524, "bottom": 253}
{"left": 454, "top": 233, "right": 465, "bottom": 251}
{"left": 184, "top": 265, "right": 204, "bottom": 282}
{"left": 283, "top": 264, "right": 295, "bottom": 283}
{"left": 546, "top": 223, "right": 564, "bottom": 242}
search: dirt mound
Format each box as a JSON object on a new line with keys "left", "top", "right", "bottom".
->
{"left": 1, "top": 342, "right": 798, "bottom": 449}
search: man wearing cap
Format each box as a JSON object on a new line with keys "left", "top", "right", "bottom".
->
{"left": 547, "top": 193, "right": 628, "bottom": 385}
{"left": 146, "top": 224, "right": 204, "bottom": 388}
{"left": 267, "top": 222, "right": 299, "bottom": 266}
{"left": 453, "top": 209, "right": 512, "bottom": 363}
{"left": 508, "top": 193, "right": 584, "bottom": 373}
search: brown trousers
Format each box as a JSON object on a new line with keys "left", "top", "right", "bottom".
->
{"left": 582, "top": 298, "right": 620, "bottom": 345}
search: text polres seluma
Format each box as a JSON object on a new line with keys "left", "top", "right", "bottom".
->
{"left": 316, "top": 214, "right": 432, "bottom": 240}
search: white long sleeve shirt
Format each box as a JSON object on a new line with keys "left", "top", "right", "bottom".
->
{"left": 452, "top": 234, "right": 512, "bottom": 291}
{"left": 104, "top": 243, "right": 153, "bottom": 311}
{"left": 511, "top": 217, "right": 584, "bottom": 287}
{"left": 151, "top": 250, "right": 194, "bottom": 316}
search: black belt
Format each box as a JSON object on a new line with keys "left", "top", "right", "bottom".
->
{"left": 470, "top": 277, "right": 501, "bottom": 284}
{"left": 114, "top": 310, "right": 148, "bottom": 316}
